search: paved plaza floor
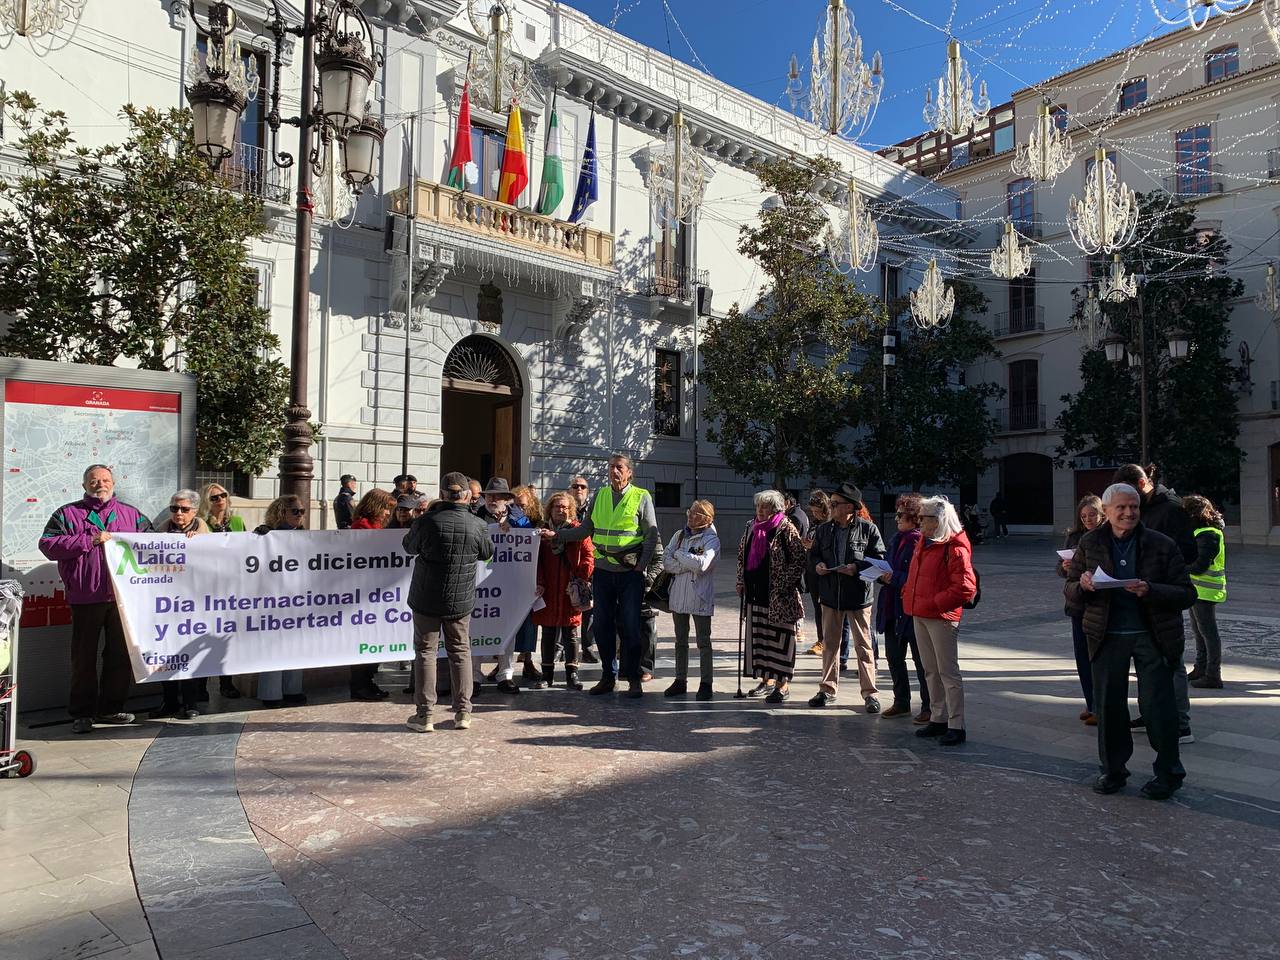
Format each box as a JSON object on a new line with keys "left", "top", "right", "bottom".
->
{"left": 5, "top": 536, "right": 1280, "bottom": 959}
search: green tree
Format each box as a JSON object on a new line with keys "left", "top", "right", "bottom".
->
{"left": 0, "top": 90, "right": 290, "bottom": 475}
{"left": 700, "top": 155, "right": 883, "bottom": 489}
{"left": 851, "top": 280, "right": 1001, "bottom": 490}
{"left": 1055, "top": 191, "right": 1245, "bottom": 504}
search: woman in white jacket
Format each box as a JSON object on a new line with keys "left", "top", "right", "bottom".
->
{"left": 663, "top": 500, "right": 720, "bottom": 700}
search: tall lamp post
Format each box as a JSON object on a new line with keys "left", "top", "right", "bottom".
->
{"left": 1094, "top": 271, "right": 1190, "bottom": 465}
{"left": 183, "top": 0, "right": 385, "bottom": 512}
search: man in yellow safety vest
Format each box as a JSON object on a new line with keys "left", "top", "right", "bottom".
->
{"left": 543, "top": 454, "right": 659, "bottom": 698}
{"left": 1184, "top": 495, "right": 1226, "bottom": 689}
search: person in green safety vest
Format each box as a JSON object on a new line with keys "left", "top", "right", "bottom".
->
{"left": 1183, "top": 495, "right": 1226, "bottom": 689}
{"left": 542, "top": 454, "right": 660, "bottom": 699}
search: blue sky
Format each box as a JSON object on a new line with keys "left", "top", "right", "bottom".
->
{"left": 566, "top": 0, "right": 1182, "bottom": 149}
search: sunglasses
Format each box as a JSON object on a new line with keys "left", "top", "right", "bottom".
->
{"left": 289, "top": 508, "right": 305, "bottom": 516}
{"left": 171, "top": 505, "right": 194, "bottom": 513}
{"left": 209, "top": 492, "right": 228, "bottom": 502}
{"left": 570, "top": 484, "right": 587, "bottom": 489}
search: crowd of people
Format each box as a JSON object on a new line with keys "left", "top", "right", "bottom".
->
{"left": 38, "top": 455, "right": 1229, "bottom": 800}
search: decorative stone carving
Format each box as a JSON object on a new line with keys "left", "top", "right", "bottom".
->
{"left": 553, "top": 278, "right": 603, "bottom": 341}
{"left": 386, "top": 244, "right": 456, "bottom": 332}
{"left": 477, "top": 282, "right": 504, "bottom": 330}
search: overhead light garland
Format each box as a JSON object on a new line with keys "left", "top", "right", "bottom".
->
{"left": 923, "top": 38, "right": 989, "bottom": 139}
{"left": 1068, "top": 146, "right": 1138, "bottom": 255}
{"left": 1010, "top": 97, "right": 1074, "bottom": 184}
{"left": 650, "top": 109, "right": 705, "bottom": 227}
{"left": 0, "top": 0, "right": 86, "bottom": 37}
{"left": 787, "top": 0, "right": 883, "bottom": 140}
{"left": 989, "top": 220, "right": 1033, "bottom": 279}
{"left": 824, "top": 178, "right": 878, "bottom": 273}
{"left": 909, "top": 259, "right": 955, "bottom": 329}
{"left": 1100, "top": 253, "right": 1138, "bottom": 302}
{"left": 1150, "top": 0, "right": 1255, "bottom": 31}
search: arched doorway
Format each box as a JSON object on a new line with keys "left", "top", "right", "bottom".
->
{"left": 440, "top": 336, "right": 523, "bottom": 486}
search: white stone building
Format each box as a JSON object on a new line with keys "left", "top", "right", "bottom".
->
{"left": 883, "top": 10, "right": 1280, "bottom": 544}
{"left": 2, "top": 0, "right": 958, "bottom": 544}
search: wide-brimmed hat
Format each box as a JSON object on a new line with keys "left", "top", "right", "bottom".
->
{"left": 482, "top": 477, "right": 514, "bottom": 499}
{"left": 828, "top": 482, "right": 864, "bottom": 506}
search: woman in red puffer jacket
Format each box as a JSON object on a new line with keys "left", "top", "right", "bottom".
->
{"left": 534, "top": 491, "right": 594, "bottom": 690}
{"left": 903, "top": 496, "right": 977, "bottom": 747}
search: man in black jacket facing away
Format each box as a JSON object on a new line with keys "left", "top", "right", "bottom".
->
{"left": 810, "top": 482, "right": 886, "bottom": 713}
{"left": 333, "top": 475, "right": 357, "bottom": 529}
{"left": 1065, "top": 482, "right": 1196, "bottom": 800}
{"left": 404, "top": 472, "right": 493, "bottom": 733}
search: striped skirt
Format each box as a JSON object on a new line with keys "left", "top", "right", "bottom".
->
{"left": 745, "top": 604, "right": 797, "bottom": 681}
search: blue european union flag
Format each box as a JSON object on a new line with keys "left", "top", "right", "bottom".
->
{"left": 567, "top": 111, "right": 598, "bottom": 224}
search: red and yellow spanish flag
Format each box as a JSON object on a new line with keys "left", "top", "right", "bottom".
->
{"left": 496, "top": 104, "right": 529, "bottom": 207}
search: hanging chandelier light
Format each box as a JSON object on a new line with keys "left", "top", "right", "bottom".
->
{"left": 1100, "top": 253, "right": 1138, "bottom": 302}
{"left": 651, "top": 109, "right": 705, "bottom": 227}
{"left": 989, "top": 220, "right": 1033, "bottom": 280}
{"left": 910, "top": 259, "right": 955, "bottom": 329}
{"left": 468, "top": 1, "right": 526, "bottom": 113}
{"left": 313, "top": 143, "right": 355, "bottom": 221}
{"left": 1010, "top": 97, "right": 1075, "bottom": 184}
{"left": 1258, "top": 262, "right": 1279, "bottom": 316}
{"left": 922, "top": 38, "right": 989, "bottom": 139}
{"left": 1068, "top": 146, "right": 1139, "bottom": 255}
{"left": 1074, "top": 286, "right": 1108, "bottom": 351}
{"left": 824, "top": 178, "right": 878, "bottom": 272}
{"left": 1150, "top": 0, "right": 1255, "bottom": 31}
{"left": 787, "top": 0, "right": 883, "bottom": 140}
{"left": 0, "top": 0, "right": 87, "bottom": 38}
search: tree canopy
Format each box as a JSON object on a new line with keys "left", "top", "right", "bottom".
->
{"left": 0, "top": 90, "right": 290, "bottom": 475}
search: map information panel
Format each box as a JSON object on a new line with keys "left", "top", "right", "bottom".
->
{"left": 3, "top": 381, "right": 182, "bottom": 624}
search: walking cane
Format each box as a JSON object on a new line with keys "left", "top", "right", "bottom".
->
{"left": 734, "top": 593, "right": 747, "bottom": 699}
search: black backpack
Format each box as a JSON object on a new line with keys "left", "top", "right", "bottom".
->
{"left": 944, "top": 542, "right": 981, "bottom": 609}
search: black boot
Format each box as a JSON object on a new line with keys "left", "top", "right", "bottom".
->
{"left": 565, "top": 667, "right": 584, "bottom": 691}
{"left": 664, "top": 679, "right": 687, "bottom": 697}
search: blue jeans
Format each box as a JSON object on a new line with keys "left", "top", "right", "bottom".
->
{"left": 1071, "top": 614, "right": 1094, "bottom": 713}
{"left": 514, "top": 614, "right": 538, "bottom": 654}
{"left": 592, "top": 568, "right": 645, "bottom": 683}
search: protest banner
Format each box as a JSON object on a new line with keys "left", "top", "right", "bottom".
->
{"left": 102, "top": 527, "right": 538, "bottom": 682}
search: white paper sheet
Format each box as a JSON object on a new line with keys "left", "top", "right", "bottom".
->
{"left": 1056, "top": 549, "right": 1075, "bottom": 561}
{"left": 1091, "top": 566, "right": 1140, "bottom": 589}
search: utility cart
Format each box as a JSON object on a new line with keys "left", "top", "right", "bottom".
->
{"left": 0, "top": 580, "right": 35, "bottom": 778}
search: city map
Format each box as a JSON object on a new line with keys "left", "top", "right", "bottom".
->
{"left": 2, "top": 381, "right": 182, "bottom": 601}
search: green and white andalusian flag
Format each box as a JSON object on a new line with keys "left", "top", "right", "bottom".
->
{"left": 536, "top": 102, "right": 565, "bottom": 217}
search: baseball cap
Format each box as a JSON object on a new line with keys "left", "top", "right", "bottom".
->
{"left": 440, "top": 471, "right": 469, "bottom": 500}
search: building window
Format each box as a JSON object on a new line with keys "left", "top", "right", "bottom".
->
{"left": 882, "top": 264, "right": 901, "bottom": 304}
{"left": 1205, "top": 45, "right": 1239, "bottom": 84}
{"left": 469, "top": 123, "right": 529, "bottom": 207}
{"left": 1007, "top": 178, "right": 1034, "bottom": 231}
{"left": 654, "top": 348, "right": 681, "bottom": 437}
{"left": 653, "top": 219, "right": 692, "bottom": 297}
{"left": 1084, "top": 150, "right": 1119, "bottom": 182}
{"left": 1008, "top": 359, "right": 1040, "bottom": 430}
{"left": 1119, "top": 77, "right": 1147, "bottom": 111}
{"left": 994, "top": 124, "right": 1014, "bottom": 153}
{"left": 949, "top": 142, "right": 970, "bottom": 168}
{"left": 654, "top": 482, "right": 682, "bottom": 509}
{"left": 1051, "top": 105, "right": 1069, "bottom": 132}
{"left": 1174, "top": 124, "right": 1213, "bottom": 194}
{"left": 1008, "top": 269, "right": 1037, "bottom": 332}
{"left": 1085, "top": 253, "right": 1109, "bottom": 281}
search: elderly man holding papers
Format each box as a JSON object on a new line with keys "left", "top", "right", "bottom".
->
{"left": 1064, "top": 482, "right": 1196, "bottom": 801}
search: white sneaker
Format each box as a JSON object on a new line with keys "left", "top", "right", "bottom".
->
{"left": 455, "top": 711, "right": 472, "bottom": 730}
{"left": 406, "top": 712, "right": 434, "bottom": 733}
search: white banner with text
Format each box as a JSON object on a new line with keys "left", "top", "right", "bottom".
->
{"left": 103, "top": 527, "right": 538, "bottom": 682}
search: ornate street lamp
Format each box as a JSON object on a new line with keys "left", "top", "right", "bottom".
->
{"left": 923, "top": 39, "right": 988, "bottom": 139}
{"left": 184, "top": 0, "right": 385, "bottom": 511}
{"left": 184, "top": 3, "right": 257, "bottom": 167}
{"left": 1167, "top": 327, "right": 1191, "bottom": 360}
{"left": 1101, "top": 330, "right": 1127, "bottom": 364}
{"left": 909, "top": 259, "right": 955, "bottom": 329}
{"left": 989, "top": 220, "right": 1033, "bottom": 280}
{"left": 825, "top": 178, "right": 878, "bottom": 273}
{"left": 1068, "top": 146, "right": 1139, "bottom": 255}
{"left": 787, "top": 0, "right": 883, "bottom": 140}
{"left": 0, "top": 0, "right": 87, "bottom": 37}
{"left": 1151, "top": 0, "right": 1254, "bottom": 30}
{"left": 1011, "top": 97, "right": 1074, "bottom": 184}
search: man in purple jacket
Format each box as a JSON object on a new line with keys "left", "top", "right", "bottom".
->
{"left": 38, "top": 464, "right": 152, "bottom": 733}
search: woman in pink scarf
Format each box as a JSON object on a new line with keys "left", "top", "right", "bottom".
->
{"left": 736, "top": 490, "right": 807, "bottom": 703}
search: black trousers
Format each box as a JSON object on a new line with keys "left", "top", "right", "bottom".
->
{"left": 1093, "top": 631, "right": 1185, "bottom": 785}
{"left": 884, "top": 614, "right": 930, "bottom": 711}
{"left": 350, "top": 663, "right": 379, "bottom": 692}
{"left": 540, "top": 625, "right": 580, "bottom": 670}
{"left": 161, "top": 678, "right": 205, "bottom": 710}
{"left": 69, "top": 602, "right": 133, "bottom": 719}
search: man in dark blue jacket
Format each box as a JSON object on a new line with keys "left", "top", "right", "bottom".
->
{"left": 403, "top": 472, "right": 493, "bottom": 733}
